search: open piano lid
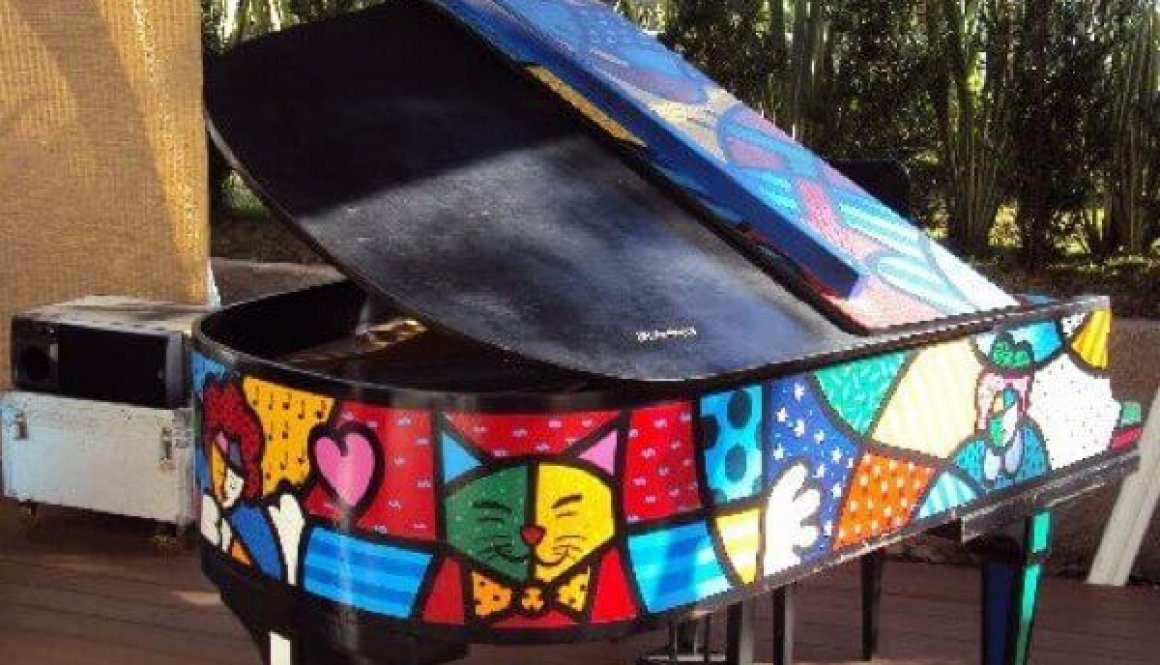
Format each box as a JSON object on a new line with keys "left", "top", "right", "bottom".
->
{"left": 205, "top": 0, "right": 1021, "bottom": 385}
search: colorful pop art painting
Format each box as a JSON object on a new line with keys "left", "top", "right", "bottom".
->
{"left": 194, "top": 307, "right": 1136, "bottom": 632}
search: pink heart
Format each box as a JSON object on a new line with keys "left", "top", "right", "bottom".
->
{"left": 314, "top": 431, "right": 376, "bottom": 508}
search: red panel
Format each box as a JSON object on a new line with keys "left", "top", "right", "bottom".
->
{"left": 493, "top": 610, "right": 575, "bottom": 629}
{"left": 444, "top": 411, "right": 618, "bottom": 458}
{"left": 304, "top": 402, "right": 437, "bottom": 541}
{"left": 622, "top": 402, "right": 701, "bottom": 523}
{"left": 589, "top": 548, "right": 639, "bottom": 623}
{"left": 422, "top": 558, "right": 465, "bottom": 625}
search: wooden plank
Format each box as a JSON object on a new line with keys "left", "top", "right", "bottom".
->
{"left": 1, "top": 499, "right": 1158, "bottom": 664}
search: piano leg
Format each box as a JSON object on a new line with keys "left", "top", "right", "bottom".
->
{"left": 725, "top": 599, "right": 756, "bottom": 665}
{"left": 771, "top": 584, "right": 795, "bottom": 665}
{"left": 860, "top": 551, "right": 885, "bottom": 660}
{"left": 978, "top": 511, "right": 1052, "bottom": 665}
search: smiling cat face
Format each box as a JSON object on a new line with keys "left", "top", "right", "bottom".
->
{"left": 444, "top": 462, "right": 613, "bottom": 583}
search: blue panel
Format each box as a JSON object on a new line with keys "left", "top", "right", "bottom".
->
{"left": 441, "top": 432, "right": 482, "bottom": 484}
{"left": 983, "top": 562, "right": 1017, "bottom": 665}
{"left": 765, "top": 376, "right": 861, "bottom": 557}
{"left": 194, "top": 446, "right": 209, "bottom": 493}
{"left": 955, "top": 424, "right": 1049, "bottom": 492}
{"left": 191, "top": 352, "right": 227, "bottom": 395}
{"left": 700, "top": 387, "right": 764, "bottom": 504}
{"left": 917, "top": 472, "right": 979, "bottom": 519}
{"left": 302, "top": 527, "right": 432, "bottom": 618}
{"left": 228, "top": 504, "right": 283, "bottom": 579}
{"left": 628, "top": 521, "right": 732, "bottom": 612}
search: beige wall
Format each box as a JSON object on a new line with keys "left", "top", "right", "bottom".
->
{"left": 0, "top": 1, "right": 209, "bottom": 387}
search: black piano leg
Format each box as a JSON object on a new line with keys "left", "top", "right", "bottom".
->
{"left": 978, "top": 510, "right": 1052, "bottom": 665}
{"left": 725, "top": 599, "right": 756, "bottom": 665}
{"left": 637, "top": 617, "right": 717, "bottom": 664}
{"left": 771, "top": 584, "right": 795, "bottom": 665}
{"left": 860, "top": 551, "right": 885, "bottom": 660}
{"left": 258, "top": 629, "right": 363, "bottom": 665}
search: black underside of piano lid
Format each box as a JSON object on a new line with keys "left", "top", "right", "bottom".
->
{"left": 203, "top": 0, "right": 1066, "bottom": 391}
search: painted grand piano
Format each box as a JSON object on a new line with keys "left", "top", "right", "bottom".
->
{"left": 193, "top": 1, "right": 1144, "bottom": 664}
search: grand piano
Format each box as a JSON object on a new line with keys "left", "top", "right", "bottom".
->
{"left": 193, "top": 2, "right": 1144, "bottom": 664}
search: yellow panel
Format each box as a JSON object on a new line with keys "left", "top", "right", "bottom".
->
{"left": 242, "top": 378, "right": 335, "bottom": 495}
{"left": 0, "top": 1, "right": 209, "bottom": 388}
{"left": 533, "top": 463, "right": 615, "bottom": 583}
{"left": 1070, "top": 309, "right": 1110, "bottom": 369}
{"left": 472, "top": 572, "right": 513, "bottom": 618}
{"left": 871, "top": 340, "right": 983, "bottom": 458}
{"left": 526, "top": 65, "right": 643, "bottom": 147}
{"left": 714, "top": 507, "right": 761, "bottom": 584}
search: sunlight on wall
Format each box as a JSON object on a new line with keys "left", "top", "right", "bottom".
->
{"left": 0, "top": 0, "right": 209, "bottom": 387}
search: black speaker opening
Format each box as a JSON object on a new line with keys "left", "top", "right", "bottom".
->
{"left": 17, "top": 345, "right": 53, "bottom": 384}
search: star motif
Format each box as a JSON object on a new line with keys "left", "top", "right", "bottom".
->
{"left": 793, "top": 419, "right": 806, "bottom": 437}
{"left": 823, "top": 520, "right": 833, "bottom": 537}
{"left": 815, "top": 463, "right": 827, "bottom": 479}
{"left": 813, "top": 429, "right": 826, "bottom": 444}
{"left": 776, "top": 406, "right": 788, "bottom": 423}
{"left": 773, "top": 446, "right": 786, "bottom": 460}
{"left": 793, "top": 383, "right": 806, "bottom": 401}
{"left": 831, "top": 483, "right": 843, "bottom": 499}
{"left": 831, "top": 448, "right": 842, "bottom": 463}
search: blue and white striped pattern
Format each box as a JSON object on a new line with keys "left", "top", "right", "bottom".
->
{"left": 628, "top": 521, "right": 732, "bottom": 612}
{"left": 301, "top": 527, "right": 432, "bottom": 618}
{"left": 917, "top": 472, "right": 979, "bottom": 520}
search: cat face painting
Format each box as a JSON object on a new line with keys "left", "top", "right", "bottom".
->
{"left": 446, "top": 463, "right": 613, "bottom": 583}
{"left": 440, "top": 424, "right": 620, "bottom": 622}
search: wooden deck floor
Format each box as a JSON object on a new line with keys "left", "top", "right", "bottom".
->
{"left": 1, "top": 499, "right": 1157, "bottom": 665}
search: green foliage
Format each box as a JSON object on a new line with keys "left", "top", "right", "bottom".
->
{"left": 201, "top": 0, "right": 385, "bottom": 51}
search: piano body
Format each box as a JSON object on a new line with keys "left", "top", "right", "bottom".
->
{"left": 194, "top": 2, "right": 1143, "bottom": 664}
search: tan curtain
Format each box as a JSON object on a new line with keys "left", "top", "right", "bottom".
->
{"left": 0, "top": 0, "right": 209, "bottom": 387}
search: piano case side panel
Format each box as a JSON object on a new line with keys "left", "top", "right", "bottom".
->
{"left": 192, "top": 305, "right": 1139, "bottom": 642}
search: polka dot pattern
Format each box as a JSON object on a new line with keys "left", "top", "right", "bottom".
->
{"left": 623, "top": 402, "right": 701, "bottom": 523}
{"left": 445, "top": 411, "right": 617, "bottom": 458}
{"left": 700, "top": 387, "right": 763, "bottom": 504}
{"left": 472, "top": 572, "right": 513, "bottom": 619}
{"left": 835, "top": 453, "right": 935, "bottom": 548}
{"left": 555, "top": 568, "right": 591, "bottom": 613}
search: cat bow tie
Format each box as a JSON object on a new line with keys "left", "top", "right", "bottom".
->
{"left": 471, "top": 567, "right": 592, "bottom": 620}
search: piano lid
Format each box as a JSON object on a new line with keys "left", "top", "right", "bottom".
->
{"left": 203, "top": 1, "right": 1016, "bottom": 385}
{"left": 432, "top": 0, "right": 1019, "bottom": 330}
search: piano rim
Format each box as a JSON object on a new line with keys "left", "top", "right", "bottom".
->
{"left": 199, "top": 447, "right": 1138, "bottom": 646}
{"left": 193, "top": 281, "right": 1112, "bottom": 412}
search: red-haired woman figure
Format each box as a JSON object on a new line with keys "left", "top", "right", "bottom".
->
{"left": 199, "top": 379, "right": 286, "bottom": 579}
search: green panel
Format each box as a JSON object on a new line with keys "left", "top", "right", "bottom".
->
{"left": 1014, "top": 563, "right": 1043, "bottom": 665}
{"left": 815, "top": 351, "right": 908, "bottom": 434}
{"left": 444, "top": 465, "right": 530, "bottom": 581}
{"left": 1119, "top": 401, "right": 1143, "bottom": 428}
{"left": 1030, "top": 512, "right": 1052, "bottom": 555}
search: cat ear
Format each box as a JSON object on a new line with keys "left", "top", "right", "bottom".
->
{"left": 441, "top": 431, "right": 482, "bottom": 484}
{"left": 575, "top": 429, "right": 618, "bottom": 475}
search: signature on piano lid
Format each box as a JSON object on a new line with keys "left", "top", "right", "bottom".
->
{"left": 635, "top": 326, "right": 698, "bottom": 344}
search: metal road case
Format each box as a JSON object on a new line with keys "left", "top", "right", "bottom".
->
{"left": 1, "top": 391, "right": 196, "bottom": 527}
